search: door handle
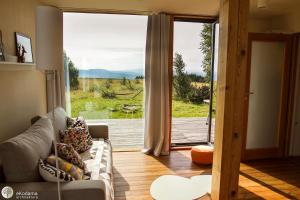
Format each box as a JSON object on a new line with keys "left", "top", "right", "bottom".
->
{"left": 246, "top": 92, "right": 254, "bottom": 95}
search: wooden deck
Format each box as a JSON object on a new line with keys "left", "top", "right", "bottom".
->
{"left": 113, "top": 150, "right": 300, "bottom": 200}
{"left": 91, "top": 117, "right": 215, "bottom": 149}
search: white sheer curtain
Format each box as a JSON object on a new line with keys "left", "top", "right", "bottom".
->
{"left": 143, "top": 13, "right": 171, "bottom": 156}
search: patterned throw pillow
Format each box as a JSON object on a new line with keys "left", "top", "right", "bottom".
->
{"left": 66, "top": 117, "right": 75, "bottom": 128}
{"left": 71, "top": 117, "right": 88, "bottom": 129}
{"left": 39, "top": 159, "right": 74, "bottom": 182}
{"left": 60, "top": 127, "right": 92, "bottom": 153}
{"left": 56, "top": 143, "right": 86, "bottom": 171}
{"left": 46, "top": 155, "right": 84, "bottom": 180}
{"left": 73, "top": 117, "right": 93, "bottom": 143}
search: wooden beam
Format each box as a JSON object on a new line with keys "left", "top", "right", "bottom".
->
{"left": 211, "top": 0, "right": 249, "bottom": 199}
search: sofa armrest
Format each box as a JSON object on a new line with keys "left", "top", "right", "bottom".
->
{"left": 0, "top": 180, "right": 108, "bottom": 200}
{"left": 87, "top": 122, "right": 109, "bottom": 139}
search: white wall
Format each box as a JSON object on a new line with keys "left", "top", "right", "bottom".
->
{"left": 0, "top": 0, "right": 47, "bottom": 142}
{"left": 248, "top": 18, "right": 272, "bottom": 33}
{"left": 272, "top": 12, "right": 300, "bottom": 33}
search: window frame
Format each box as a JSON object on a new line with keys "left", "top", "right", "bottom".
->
{"left": 169, "top": 15, "right": 219, "bottom": 149}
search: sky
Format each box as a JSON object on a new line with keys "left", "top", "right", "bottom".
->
{"left": 63, "top": 13, "right": 210, "bottom": 74}
{"left": 173, "top": 21, "right": 204, "bottom": 74}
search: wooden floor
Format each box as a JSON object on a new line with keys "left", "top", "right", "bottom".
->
{"left": 113, "top": 151, "right": 300, "bottom": 200}
{"left": 92, "top": 117, "right": 215, "bottom": 149}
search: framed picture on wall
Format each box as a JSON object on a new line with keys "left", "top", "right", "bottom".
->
{"left": 15, "top": 32, "right": 33, "bottom": 63}
{"left": 0, "top": 30, "right": 5, "bottom": 61}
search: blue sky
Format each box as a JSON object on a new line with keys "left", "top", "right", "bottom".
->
{"left": 63, "top": 13, "right": 207, "bottom": 74}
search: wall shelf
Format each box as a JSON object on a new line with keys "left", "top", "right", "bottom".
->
{"left": 0, "top": 61, "right": 36, "bottom": 71}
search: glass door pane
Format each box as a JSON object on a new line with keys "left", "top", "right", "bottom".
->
{"left": 171, "top": 20, "right": 215, "bottom": 146}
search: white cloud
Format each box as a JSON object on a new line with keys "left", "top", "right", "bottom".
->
{"left": 64, "top": 13, "right": 215, "bottom": 76}
{"left": 174, "top": 21, "right": 205, "bottom": 75}
{"left": 63, "top": 13, "right": 147, "bottom": 71}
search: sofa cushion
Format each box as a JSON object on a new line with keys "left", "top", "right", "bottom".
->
{"left": 57, "top": 143, "right": 86, "bottom": 171}
{"left": 46, "top": 107, "right": 68, "bottom": 139}
{"left": 0, "top": 118, "right": 55, "bottom": 182}
{"left": 39, "top": 159, "right": 74, "bottom": 182}
{"left": 81, "top": 139, "right": 114, "bottom": 199}
{"left": 81, "top": 139, "right": 112, "bottom": 181}
{"left": 46, "top": 155, "right": 84, "bottom": 180}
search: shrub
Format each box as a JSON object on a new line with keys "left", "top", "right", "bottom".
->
{"left": 199, "top": 85, "right": 210, "bottom": 100}
{"left": 121, "top": 77, "right": 127, "bottom": 86}
{"left": 102, "top": 90, "right": 116, "bottom": 99}
{"left": 104, "top": 80, "right": 112, "bottom": 89}
{"left": 126, "top": 80, "right": 135, "bottom": 90}
{"left": 188, "top": 85, "right": 210, "bottom": 104}
{"left": 89, "top": 85, "right": 100, "bottom": 92}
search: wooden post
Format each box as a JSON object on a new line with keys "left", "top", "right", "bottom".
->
{"left": 211, "top": 0, "right": 249, "bottom": 199}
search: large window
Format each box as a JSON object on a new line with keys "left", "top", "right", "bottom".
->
{"left": 64, "top": 13, "right": 147, "bottom": 150}
{"left": 171, "top": 18, "right": 218, "bottom": 146}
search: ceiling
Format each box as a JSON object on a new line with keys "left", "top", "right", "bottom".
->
{"left": 250, "top": 0, "right": 300, "bottom": 18}
{"left": 39, "top": 0, "right": 220, "bottom": 16}
{"left": 40, "top": 0, "right": 300, "bottom": 19}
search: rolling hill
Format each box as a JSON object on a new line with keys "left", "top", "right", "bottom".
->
{"left": 79, "top": 68, "right": 144, "bottom": 79}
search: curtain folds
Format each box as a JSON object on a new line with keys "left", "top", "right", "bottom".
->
{"left": 143, "top": 13, "right": 171, "bottom": 157}
{"left": 46, "top": 70, "right": 63, "bottom": 112}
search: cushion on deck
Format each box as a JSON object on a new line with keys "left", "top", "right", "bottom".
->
{"left": 191, "top": 145, "right": 214, "bottom": 165}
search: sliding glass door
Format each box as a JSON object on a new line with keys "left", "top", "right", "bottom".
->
{"left": 171, "top": 18, "right": 218, "bottom": 147}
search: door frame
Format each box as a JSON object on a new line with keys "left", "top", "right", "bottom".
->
{"left": 285, "top": 33, "right": 300, "bottom": 156}
{"left": 242, "top": 33, "right": 293, "bottom": 160}
{"left": 168, "top": 15, "right": 218, "bottom": 150}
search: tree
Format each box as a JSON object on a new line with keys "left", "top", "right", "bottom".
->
{"left": 135, "top": 76, "right": 144, "bottom": 80}
{"left": 68, "top": 61, "right": 79, "bottom": 90}
{"left": 64, "top": 52, "right": 79, "bottom": 90}
{"left": 187, "top": 73, "right": 205, "bottom": 83}
{"left": 199, "top": 24, "right": 212, "bottom": 83}
{"left": 173, "top": 52, "right": 192, "bottom": 100}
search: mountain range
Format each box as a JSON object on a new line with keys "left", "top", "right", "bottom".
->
{"left": 79, "top": 68, "right": 144, "bottom": 79}
{"left": 79, "top": 68, "right": 211, "bottom": 79}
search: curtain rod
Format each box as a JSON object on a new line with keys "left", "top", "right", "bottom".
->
{"left": 59, "top": 7, "right": 218, "bottom": 18}
{"left": 61, "top": 7, "right": 152, "bottom": 15}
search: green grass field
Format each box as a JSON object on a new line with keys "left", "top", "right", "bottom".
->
{"left": 70, "top": 78, "right": 215, "bottom": 119}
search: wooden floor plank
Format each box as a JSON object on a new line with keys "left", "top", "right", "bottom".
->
{"left": 113, "top": 151, "right": 300, "bottom": 200}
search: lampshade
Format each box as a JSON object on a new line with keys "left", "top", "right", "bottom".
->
{"left": 36, "top": 6, "right": 63, "bottom": 70}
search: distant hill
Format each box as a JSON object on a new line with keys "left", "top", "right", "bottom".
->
{"left": 79, "top": 68, "right": 144, "bottom": 79}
